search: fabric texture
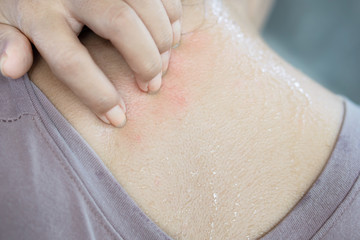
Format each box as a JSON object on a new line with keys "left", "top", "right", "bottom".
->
{"left": 0, "top": 74, "right": 359, "bottom": 240}
{"left": 262, "top": 93, "right": 360, "bottom": 239}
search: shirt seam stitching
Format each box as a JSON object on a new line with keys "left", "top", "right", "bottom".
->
{"left": 23, "top": 77, "right": 129, "bottom": 240}
{"left": 317, "top": 173, "right": 360, "bottom": 239}
{"left": 0, "top": 113, "right": 36, "bottom": 123}
{"left": 32, "top": 115, "right": 122, "bottom": 240}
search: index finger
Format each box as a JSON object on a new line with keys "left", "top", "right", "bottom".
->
{"left": 28, "top": 14, "right": 127, "bottom": 127}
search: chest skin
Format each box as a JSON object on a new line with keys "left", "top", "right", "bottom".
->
{"left": 30, "top": 11, "right": 343, "bottom": 240}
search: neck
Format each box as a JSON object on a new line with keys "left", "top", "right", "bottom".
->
{"left": 29, "top": 1, "right": 343, "bottom": 239}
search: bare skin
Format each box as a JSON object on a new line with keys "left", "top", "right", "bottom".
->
{"left": 0, "top": 0, "right": 182, "bottom": 127}
{"left": 29, "top": 1, "right": 343, "bottom": 239}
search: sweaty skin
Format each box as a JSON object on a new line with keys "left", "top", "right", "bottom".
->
{"left": 29, "top": 1, "right": 343, "bottom": 239}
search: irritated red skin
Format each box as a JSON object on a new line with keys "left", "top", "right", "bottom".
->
{"left": 87, "top": 29, "right": 217, "bottom": 148}
{"left": 120, "top": 31, "right": 213, "bottom": 124}
{"left": 120, "top": 40, "right": 188, "bottom": 122}
{"left": 121, "top": 61, "right": 190, "bottom": 123}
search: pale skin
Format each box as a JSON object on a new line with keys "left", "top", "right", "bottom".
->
{"left": 29, "top": 0, "right": 343, "bottom": 239}
{"left": 0, "top": 0, "right": 182, "bottom": 127}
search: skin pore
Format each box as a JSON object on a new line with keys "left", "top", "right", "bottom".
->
{"left": 29, "top": 0, "right": 343, "bottom": 239}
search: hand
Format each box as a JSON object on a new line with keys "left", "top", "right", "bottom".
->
{"left": 0, "top": 0, "right": 182, "bottom": 127}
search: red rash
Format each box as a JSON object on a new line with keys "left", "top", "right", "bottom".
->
{"left": 123, "top": 44, "right": 192, "bottom": 122}
{"left": 121, "top": 31, "right": 211, "bottom": 124}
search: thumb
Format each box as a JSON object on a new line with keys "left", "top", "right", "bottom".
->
{"left": 0, "top": 23, "right": 33, "bottom": 79}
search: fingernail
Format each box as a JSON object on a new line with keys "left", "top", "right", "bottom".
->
{"left": 148, "top": 73, "right": 162, "bottom": 94}
{"left": 172, "top": 20, "right": 181, "bottom": 48}
{"left": 161, "top": 51, "right": 170, "bottom": 73}
{"left": 98, "top": 115, "right": 111, "bottom": 125}
{"left": 119, "top": 98, "right": 127, "bottom": 113}
{"left": 0, "top": 53, "right": 8, "bottom": 77}
{"left": 105, "top": 105, "right": 127, "bottom": 128}
{"left": 138, "top": 81, "right": 149, "bottom": 92}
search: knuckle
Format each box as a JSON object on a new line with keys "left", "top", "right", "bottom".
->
{"left": 106, "top": 5, "right": 134, "bottom": 31}
{"left": 52, "top": 48, "right": 83, "bottom": 74}
{"left": 141, "top": 59, "right": 162, "bottom": 78}
{"left": 13, "top": 2, "right": 34, "bottom": 33}
{"left": 15, "top": 1, "right": 50, "bottom": 34}
{"left": 157, "top": 30, "right": 173, "bottom": 53}
{"left": 93, "top": 94, "right": 118, "bottom": 110}
{"left": 167, "top": 1, "right": 182, "bottom": 22}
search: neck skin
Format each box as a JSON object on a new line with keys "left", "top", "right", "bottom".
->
{"left": 29, "top": 1, "right": 343, "bottom": 239}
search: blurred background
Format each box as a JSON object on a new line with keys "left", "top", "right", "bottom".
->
{"left": 262, "top": 0, "right": 360, "bottom": 103}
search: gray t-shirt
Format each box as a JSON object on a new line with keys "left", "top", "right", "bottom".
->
{"left": 0, "top": 74, "right": 359, "bottom": 240}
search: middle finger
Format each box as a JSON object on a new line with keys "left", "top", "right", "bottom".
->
{"left": 124, "top": 0, "right": 173, "bottom": 54}
{"left": 67, "top": 0, "right": 163, "bottom": 93}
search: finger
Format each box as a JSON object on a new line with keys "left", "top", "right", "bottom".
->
{"left": 124, "top": 0, "right": 173, "bottom": 72}
{"left": 0, "top": 24, "right": 33, "bottom": 79}
{"left": 27, "top": 14, "right": 127, "bottom": 127}
{"left": 161, "top": 0, "right": 183, "bottom": 47}
{"left": 125, "top": 0, "right": 172, "bottom": 53}
{"left": 68, "top": 0, "right": 163, "bottom": 93}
